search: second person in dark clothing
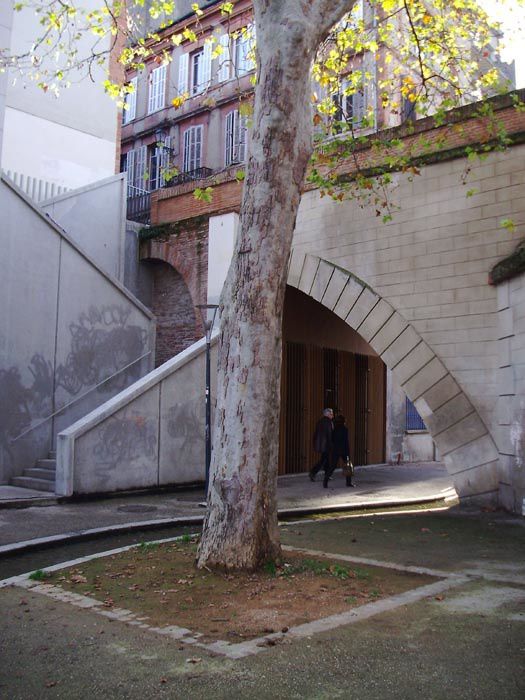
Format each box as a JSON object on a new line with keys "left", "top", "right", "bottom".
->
{"left": 323, "top": 414, "right": 355, "bottom": 488}
{"left": 309, "top": 408, "right": 334, "bottom": 482}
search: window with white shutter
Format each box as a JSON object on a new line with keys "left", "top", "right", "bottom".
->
{"left": 233, "top": 24, "right": 255, "bottom": 77}
{"left": 335, "top": 74, "right": 368, "bottom": 129}
{"left": 122, "top": 77, "right": 137, "bottom": 124}
{"left": 191, "top": 49, "right": 203, "bottom": 95}
{"left": 225, "top": 110, "right": 247, "bottom": 166}
{"left": 183, "top": 126, "right": 203, "bottom": 172}
{"left": 149, "top": 137, "right": 172, "bottom": 191}
{"left": 148, "top": 64, "right": 167, "bottom": 114}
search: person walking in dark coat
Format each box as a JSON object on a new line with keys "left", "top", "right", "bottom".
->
{"left": 309, "top": 408, "right": 334, "bottom": 482}
{"left": 324, "top": 414, "right": 355, "bottom": 488}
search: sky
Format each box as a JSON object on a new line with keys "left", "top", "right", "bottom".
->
{"left": 480, "top": 0, "right": 525, "bottom": 87}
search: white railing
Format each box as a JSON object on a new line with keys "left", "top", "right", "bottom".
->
{"left": 2, "top": 169, "right": 69, "bottom": 202}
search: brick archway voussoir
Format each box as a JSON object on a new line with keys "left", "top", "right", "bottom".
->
{"left": 288, "top": 251, "right": 500, "bottom": 504}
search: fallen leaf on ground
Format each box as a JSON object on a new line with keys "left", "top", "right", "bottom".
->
{"left": 70, "top": 575, "right": 87, "bottom": 584}
{"left": 186, "top": 657, "right": 202, "bottom": 664}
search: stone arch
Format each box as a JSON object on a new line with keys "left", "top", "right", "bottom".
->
{"left": 288, "top": 252, "right": 500, "bottom": 506}
{"left": 141, "top": 257, "right": 197, "bottom": 367}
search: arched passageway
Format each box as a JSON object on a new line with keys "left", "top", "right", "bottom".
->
{"left": 280, "top": 285, "right": 386, "bottom": 474}
{"left": 141, "top": 258, "right": 197, "bottom": 367}
{"left": 286, "top": 253, "right": 500, "bottom": 505}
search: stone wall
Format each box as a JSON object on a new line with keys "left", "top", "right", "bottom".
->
{"left": 497, "top": 271, "right": 525, "bottom": 513}
{"left": 290, "top": 143, "right": 525, "bottom": 505}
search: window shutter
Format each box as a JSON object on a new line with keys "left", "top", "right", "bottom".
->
{"left": 202, "top": 41, "right": 212, "bottom": 87}
{"left": 247, "top": 22, "right": 256, "bottom": 71}
{"left": 125, "top": 150, "right": 135, "bottom": 196}
{"left": 128, "top": 77, "right": 137, "bottom": 120}
{"left": 135, "top": 145, "right": 147, "bottom": 191}
{"left": 195, "top": 125, "right": 202, "bottom": 169}
{"left": 148, "top": 65, "right": 166, "bottom": 114}
{"left": 178, "top": 52, "right": 189, "bottom": 95}
{"left": 225, "top": 111, "right": 234, "bottom": 166}
{"left": 183, "top": 129, "right": 191, "bottom": 172}
{"left": 217, "top": 33, "right": 230, "bottom": 82}
{"left": 238, "top": 114, "right": 247, "bottom": 163}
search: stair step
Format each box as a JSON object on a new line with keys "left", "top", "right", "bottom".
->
{"left": 11, "top": 476, "right": 55, "bottom": 493}
{"left": 24, "top": 468, "right": 55, "bottom": 481}
{"left": 36, "top": 459, "right": 56, "bottom": 470}
{"left": 48, "top": 450, "right": 57, "bottom": 459}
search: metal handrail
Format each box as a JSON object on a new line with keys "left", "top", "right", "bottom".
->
{"left": 10, "top": 350, "right": 152, "bottom": 443}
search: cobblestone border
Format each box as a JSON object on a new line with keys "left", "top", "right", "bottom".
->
{"left": 0, "top": 537, "right": 469, "bottom": 660}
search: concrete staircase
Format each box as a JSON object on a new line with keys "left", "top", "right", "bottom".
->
{"left": 10, "top": 451, "right": 56, "bottom": 493}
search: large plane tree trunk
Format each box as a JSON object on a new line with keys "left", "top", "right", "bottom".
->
{"left": 197, "top": 0, "right": 354, "bottom": 571}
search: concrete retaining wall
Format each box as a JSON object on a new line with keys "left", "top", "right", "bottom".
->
{"left": 56, "top": 336, "right": 217, "bottom": 496}
{"left": 0, "top": 176, "right": 155, "bottom": 484}
{"left": 41, "top": 174, "right": 127, "bottom": 283}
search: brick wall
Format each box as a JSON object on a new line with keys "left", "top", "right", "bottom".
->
{"left": 152, "top": 176, "right": 242, "bottom": 225}
{"left": 140, "top": 218, "right": 209, "bottom": 364}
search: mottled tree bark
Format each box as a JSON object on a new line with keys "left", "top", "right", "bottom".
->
{"left": 197, "top": 0, "right": 355, "bottom": 571}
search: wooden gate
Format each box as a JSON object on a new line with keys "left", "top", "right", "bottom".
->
{"left": 278, "top": 343, "right": 385, "bottom": 474}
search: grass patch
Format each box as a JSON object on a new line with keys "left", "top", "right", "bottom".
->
{"left": 29, "top": 569, "right": 51, "bottom": 581}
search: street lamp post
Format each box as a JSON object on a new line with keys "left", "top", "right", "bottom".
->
{"left": 196, "top": 304, "right": 219, "bottom": 502}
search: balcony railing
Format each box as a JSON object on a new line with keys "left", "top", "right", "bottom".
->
{"left": 126, "top": 186, "right": 151, "bottom": 224}
{"left": 165, "top": 167, "right": 213, "bottom": 187}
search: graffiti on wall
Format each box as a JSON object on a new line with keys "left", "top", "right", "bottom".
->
{"left": 0, "top": 305, "right": 149, "bottom": 466}
{"left": 92, "top": 413, "right": 156, "bottom": 487}
{"left": 55, "top": 306, "right": 148, "bottom": 396}
{"left": 166, "top": 400, "right": 203, "bottom": 469}
{"left": 0, "top": 355, "right": 54, "bottom": 463}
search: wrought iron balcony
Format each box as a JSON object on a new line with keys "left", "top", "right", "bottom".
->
{"left": 126, "top": 186, "right": 151, "bottom": 224}
{"left": 166, "top": 167, "right": 213, "bottom": 187}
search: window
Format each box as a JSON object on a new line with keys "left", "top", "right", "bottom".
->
{"left": 217, "top": 25, "right": 255, "bottom": 83}
{"left": 233, "top": 26, "right": 255, "bottom": 77}
{"left": 191, "top": 49, "right": 204, "bottom": 95}
{"left": 123, "top": 146, "right": 147, "bottom": 197}
{"left": 178, "top": 43, "right": 212, "bottom": 97}
{"left": 149, "top": 137, "right": 171, "bottom": 191}
{"left": 122, "top": 77, "right": 137, "bottom": 124}
{"left": 148, "top": 64, "right": 167, "bottom": 114}
{"left": 225, "top": 110, "right": 247, "bottom": 166}
{"left": 335, "top": 77, "right": 367, "bottom": 129}
{"left": 402, "top": 95, "right": 417, "bottom": 122}
{"left": 183, "top": 126, "right": 203, "bottom": 172}
{"left": 406, "top": 397, "right": 426, "bottom": 431}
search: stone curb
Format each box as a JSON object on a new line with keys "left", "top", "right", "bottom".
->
{"left": 0, "top": 493, "right": 453, "bottom": 556}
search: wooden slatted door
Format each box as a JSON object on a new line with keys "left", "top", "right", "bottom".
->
{"left": 279, "top": 342, "right": 307, "bottom": 475}
{"left": 366, "top": 356, "right": 386, "bottom": 464}
{"left": 305, "top": 345, "right": 324, "bottom": 473}
{"left": 354, "top": 354, "right": 368, "bottom": 466}
{"left": 338, "top": 350, "right": 356, "bottom": 464}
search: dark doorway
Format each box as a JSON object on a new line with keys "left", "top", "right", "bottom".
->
{"left": 278, "top": 343, "right": 386, "bottom": 474}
